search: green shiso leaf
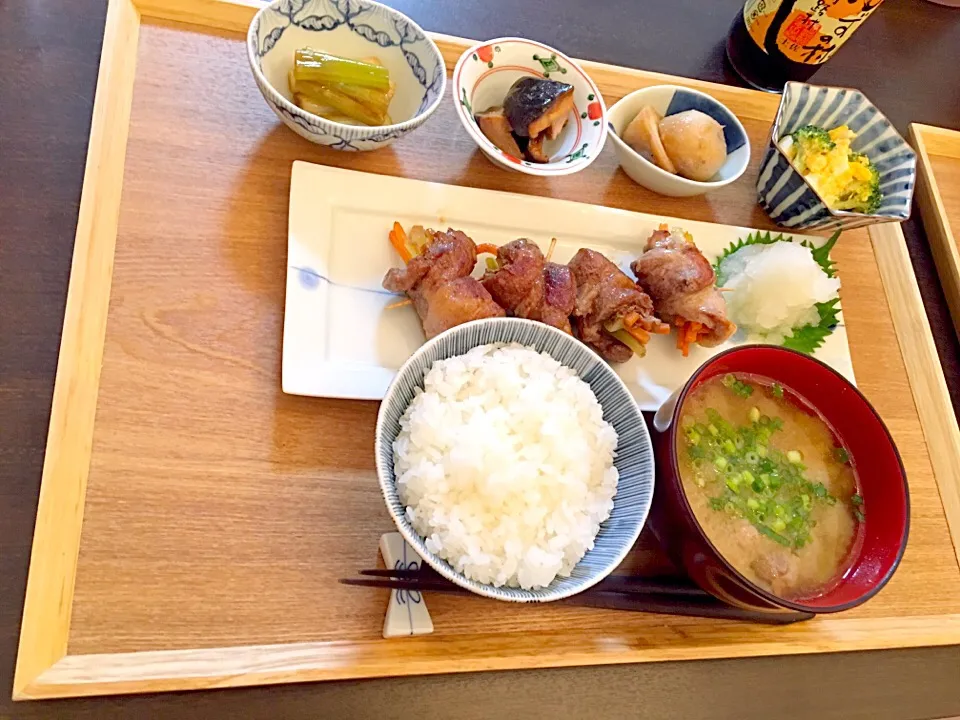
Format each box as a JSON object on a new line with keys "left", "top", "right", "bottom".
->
{"left": 714, "top": 230, "right": 842, "bottom": 355}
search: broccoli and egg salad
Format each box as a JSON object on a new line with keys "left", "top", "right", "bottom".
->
{"left": 779, "top": 125, "right": 882, "bottom": 215}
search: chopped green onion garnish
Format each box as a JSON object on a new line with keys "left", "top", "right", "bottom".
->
{"left": 686, "top": 403, "right": 850, "bottom": 550}
{"left": 855, "top": 510, "right": 866, "bottom": 523}
{"left": 758, "top": 525, "right": 791, "bottom": 546}
{"left": 771, "top": 383, "right": 784, "bottom": 399}
{"left": 833, "top": 446, "right": 850, "bottom": 464}
{"left": 851, "top": 493, "right": 863, "bottom": 506}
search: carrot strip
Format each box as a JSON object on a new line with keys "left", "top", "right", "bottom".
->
{"left": 658, "top": 223, "right": 669, "bottom": 232}
{"left": 624, "top": 324, "right": 650, "bottom": 344}
{"left": 652, "top": 323, "right": 671, "bottom": 334}
{"left": 623, "top": 311, "right": 640, "bottom": 328}
{"left": 392, "top": 222, "right": 408, "bottom": 246}
{"left": 476, "top": 243, "right": 499, "bottom": 256}
{"left": 386, "top": 298, "right": 413, "bottom": 310}
{"left": 677, "top": 320, "right": 699, "bottom": 357}
{"left": 389, "top": 224, "right": 412, "bottom": 263}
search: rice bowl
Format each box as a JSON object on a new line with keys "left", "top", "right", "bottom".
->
{"left": 393, "top": 343, "right": 619, "bottom": 590}
{"left": 375, "top": 317, "right": 655, "bottom": 603}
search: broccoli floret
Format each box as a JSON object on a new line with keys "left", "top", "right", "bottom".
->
{"left": 792, "top": 125, "right": 834, "bottom": 149}
{"left": 834, "top": 153, "right": 882, "bottom": 214}
{"left": 788, "top": 125, "right": 835, "bottom": 173}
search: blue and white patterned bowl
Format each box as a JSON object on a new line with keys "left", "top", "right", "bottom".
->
{"left": 374, "top": 318, "right": 655, "bottom": 602}
{"left": 607, "top": 85, "right": 751, "bottom": 197}
{"left": 758, "top": 82, "right": 916, "bottom": 231}
{"left": 247, "top": 0, "right": 445, "bottom": 151}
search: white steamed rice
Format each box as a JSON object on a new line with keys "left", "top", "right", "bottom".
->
{"left": 719, "top": 242, "right": 841, "bottom": 344}
{"left": 392, "top": 343, "right": 619, "bottom": 590}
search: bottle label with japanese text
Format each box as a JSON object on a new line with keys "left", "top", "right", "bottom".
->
{"left": 743, "top": 0, "right": 883, "bottom": 65}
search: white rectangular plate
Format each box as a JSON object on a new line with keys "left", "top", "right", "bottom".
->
{"left": 284, "top": 161, "right": 854, "bottom": 410}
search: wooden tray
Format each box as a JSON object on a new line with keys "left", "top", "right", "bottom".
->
{"left": 911, "top": 123, "right": 960, "bottom": 335}
{"left": 13, "top": 0, "right": 960, "bottom": 700}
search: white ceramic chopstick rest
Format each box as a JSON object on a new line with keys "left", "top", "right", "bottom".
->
{"left": 379, "top": 532, "right": 434, "bottom": 638}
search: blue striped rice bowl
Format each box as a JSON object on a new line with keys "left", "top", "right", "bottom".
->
{"left": 757, "top": 82, "right": 916, "bottom": 231}
{"left": 374, "top": 317, "right": 655, "bottom": 602}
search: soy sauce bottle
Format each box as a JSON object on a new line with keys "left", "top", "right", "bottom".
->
{"left": 726, "top": 0, "right": 884, "bottom": 92}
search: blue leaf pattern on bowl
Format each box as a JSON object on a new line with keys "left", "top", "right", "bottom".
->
{"left": 249, "top": 0, "right": 444, "bottom": 151}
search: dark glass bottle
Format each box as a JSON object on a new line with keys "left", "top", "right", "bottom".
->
{"left": 726, "top": 0, "right": 884, "bottom": 93}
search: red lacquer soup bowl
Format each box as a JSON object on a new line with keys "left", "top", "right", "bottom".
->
{"left": 649, "top": 345, "right": 909, "bottom": 614}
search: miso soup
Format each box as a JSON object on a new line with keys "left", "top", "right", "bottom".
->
{"left": 677, "top": 373, "right": 863, "bottom": 600}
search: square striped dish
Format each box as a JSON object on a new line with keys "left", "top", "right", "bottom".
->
{"left": 757, "top": 82, "right": 916, "bottom": 231}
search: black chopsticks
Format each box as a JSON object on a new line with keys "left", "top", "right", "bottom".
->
{"left": 342, "top": 566, "right": 814, "bottom": 625}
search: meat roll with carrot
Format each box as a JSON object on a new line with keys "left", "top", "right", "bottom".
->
{"left": 568, "top": 248, "right": 669, "bottom": 363}
{"left": 631, "top": 226, "right": 736, "bottom": 356}
{"left": 480, "top": 238, "right": 576, "bottom": 334}
{"left": 383, "top": 224, "right": 504, "bottom": 339}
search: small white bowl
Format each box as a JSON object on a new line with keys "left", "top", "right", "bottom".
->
{"left": 247, "top": 0, "right": 446, "bottom": 151}
{"left": 375, "top": 317, "right": 655, "bottom": 602}
{"left": 608, "top": 85, "right": 750, "bottom": 197}
{"left": 452, "top": 38, "right": 608, "bottom": 176}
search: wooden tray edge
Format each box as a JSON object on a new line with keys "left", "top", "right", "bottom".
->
{"left": 12, "top": 0, "right": 142, "bottom": 700}
{"left": 16, "top": 615, "right": 960, "bottom": 700}
{"left": 13, "top": 0, "right": 960, "bottom": 700}
{"left": 870, "top": 221, "right": 960, "bottom": 573}
{"left": 910, "top": 124, "right": 960, "bottom": 338}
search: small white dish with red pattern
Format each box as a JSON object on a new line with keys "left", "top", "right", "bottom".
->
{"left": 451, "top": 37, "right": 608, "bottom": 176}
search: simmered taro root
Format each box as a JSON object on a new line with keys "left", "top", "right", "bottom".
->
{"left": 621, "top": 106, "right": 727, "bottom": 181}
{"left": 658, "top": 110, "right": 727, "bottom": 182}
{"left": 622, "top": 106, "right": 677, "bottom": 174}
